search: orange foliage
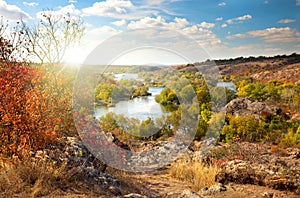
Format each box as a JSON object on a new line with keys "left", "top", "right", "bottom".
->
{"left": 0, "top": 61, "right": 66, "bottom": 156}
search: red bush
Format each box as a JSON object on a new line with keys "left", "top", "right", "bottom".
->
{"left": 0, "top": 61, "right": 60, "bottom": 156}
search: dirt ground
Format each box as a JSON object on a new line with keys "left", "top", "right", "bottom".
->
{"left": 110, "top": 168, "right": 299, "bottom": 198}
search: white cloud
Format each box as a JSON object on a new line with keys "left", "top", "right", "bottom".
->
{"left": 226, "top": 33, "right": 247, "bottom": 39}
{"left": 228, "top": 27, "right": 300, "bottom": 43}
{"left": 174, "top": 17, "right": 189, "bottom": 27}
{"left": 297, "top": 0, "right": 300, "bottom": 6}
{"left": 127, "top": 16, "right": 166, "bottom": 29}
{"left": 218, "top": 2, "right": 226, "bottom": 6}
{"left": 58, "top": 4, "right": 81, "bottom": 15}
{"left": 0, "top": 0, "right": 31, "bottom": 20}
{"left": 88, "top": 25, "right": 122, "bottom": 36}
{"left": 263, "top": 0, "right": 269, "bottom": 4}
{"left": 226, "top": 14, "right": 252, "bottom": 24}
{"left": 126, "top": 16, "right": 222, "bottom": 48}
{"left": 112, "top": 19, "right": 127, "bottom": 26}
{"left": 221, "top": 23, "right": 227, "bottom": 28}
{"left": 215, "top": 17, "right": 223, "bottom": 21}
{"left": 36, "top": 4, "right": 81, "bottom": 23}
{"left": 69, "top": 0, "right": 77, "bottom": 3}
{"left": 82, "top": 0, "right": 134, "bottom": 18}
{"left": 278, "top": 19, "right": 296, "bottom": 24}
{"left": 181, "top": 25, "right": 221, "bottom": 46}
{"left": 248, "top": 27, "right": 300, "bottom": 43}
{"left": 127, "top": 16, "right": 189, "bottom": 30}
{"left": 143, "top": 0, "right": 181, "bottom": 6}
{"left": 198, "top": 21, "right": 215, "bottom": 29}
{"left": 36, "top": 4, "right": 81, "bottom": 21}
{"left": 22, "top": 1, "right": 38, "bottom": 7}
{"left": 143, "top": 0, "right": 165, "bottom": 6}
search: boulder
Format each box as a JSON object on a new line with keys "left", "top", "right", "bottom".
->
{"left": 31, "top": 136, "right": 120, "bottom": 192}
{"left": 164, "top": 189, "right": 202, "bottom": 198}
{"left": 224, "top": 97, "right": 289, "bottom": 119}
{"left": 199, "top": 183, "right": 227, "bottom": 196}
{"left": 216, "top": 156, "right": 300, "bottom": 194}
{"left": 124, "top": 193, "right": 147, "bottom": 198}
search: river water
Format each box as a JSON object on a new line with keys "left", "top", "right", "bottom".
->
{"left": 94, "top": 74, "right": 169, "bottom": 121}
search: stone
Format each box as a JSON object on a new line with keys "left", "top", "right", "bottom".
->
{"left": 199, "top": 183, "right": 226, "bottom": 196}
{"left": 123, "top": 193, "right": 147, "bottom": 198}
{"left": 179, "top": 189, "right": 202, "bottom": 198}
{"left": 224, "top": 97, "right": 289, "bottom": 120}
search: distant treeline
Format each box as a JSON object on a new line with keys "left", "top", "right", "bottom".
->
{"left": 185, "top": 53, "right": 300, "bottom": 67}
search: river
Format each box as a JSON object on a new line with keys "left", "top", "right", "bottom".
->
{"left": 94, "top": 74, "right": 169, "bottom": 121}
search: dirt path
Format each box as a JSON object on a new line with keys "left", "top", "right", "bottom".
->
{"left": 114, "top": 168, "right": 300, "bottom": 198}
{"left": 110, "top": 168, "right": 192, "bottom": 197}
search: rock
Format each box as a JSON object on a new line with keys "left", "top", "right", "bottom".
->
{"left": 123, "top": 193, "right": 147, "bottom": 198}
{"left": 164, "top": 189, "right": 202, "bottom": 198}
{"left": 180, "top": 189, "right": 202, "bottom": 198}
{"left": 216, "top": 155, "right": 300, "bottom": 194}
{"left": 224, "top": 97, "right": 289, "bottom": 120}
{"left": 199, "top": 183, "right": 226, "bottom": 196}
{"left": 261, "top": 192, "right": 283, "bottom": 198}
{"left": 30, "top": 136, "right": 121, "bottom": 193}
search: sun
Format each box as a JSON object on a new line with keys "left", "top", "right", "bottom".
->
{"left": 63, "top": 46, "right": 89, "bottom": 65}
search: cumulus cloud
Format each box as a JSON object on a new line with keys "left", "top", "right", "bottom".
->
{"left": 181, "top": 25, "right": 221, "bottom": 46}
{"left": 278, "top": 19, "right": 296, "bottom": 24}
{"left": 248, "top": 27, "right": 300, "bottom": 42}
{"left": 88, "top": 25, "right": 122, "bottom": 36}
{"left": 69, "top": 0, "right": 77, "bottom": 3}
{"left": 218, "top": 2, "right": 226, "bottom": 6}
{"left": 112, "top": 19, "right": 127, "bottom": 26}
{"left": 127, "top": 16, "right": 189, "bottom": 30}
{"left": 0, "top": 0, "right": 31, "bottom": 20}
{"left": 143, "top": 0, "right": 181, "bottom": 6}
{"left": 82, "top": 0, "right": 134, "bottom": 18}
{"left": 58, "top": 4, "right": 81, "bottom": 15}
{"left": 198, "top": 21, "right": 215, "bottom": 29}
{"left": 297, "top": 0, "right": 300, "bottom": 6}
{"left": 228, "top": 27, "right": 300, "bottom": 43}
{"left": 127, "top": 16, "right": 166, "bottom": 29}
{"left": 126, "top": 16, "right": 221, "bottom": 47}
{"left": 22, "top": 1, "right": 38, "bottom": 7}
{"left": 226, "top": 33, "right": 247, "bottom": 39}
{"left": 173, "top": 17, "right": 189, "bottom": 27}
{"left": 215, "top": 17, "right": 223, "bottom": 21}
{"left": 226, "top": 14, "right": 252, "bottom": 24}
{"left": 36, "top": 4, "right": 81, "bottom": 21}
{"left": 221, "top": 23, "right": 227, "bottom": 28}
{"left": 143, "top": 0, "right": 165, "bottom": 6}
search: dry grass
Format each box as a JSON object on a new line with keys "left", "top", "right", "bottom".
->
{"left": 0, "top": 157, "right": 111, "bottom": 197}
{"left": 169, "top": 160, "right": 219, "bottom": 191}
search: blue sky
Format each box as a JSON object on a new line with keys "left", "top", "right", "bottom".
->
{"left": 1, "top": 0, "right": 300, "bottom": 64}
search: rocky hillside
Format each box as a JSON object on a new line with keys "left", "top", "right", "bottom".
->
{"left": 217, "top": 53, "right": 300, "bottom": 83}
{"left": 224, "top": 97, "right": 290, "bottom": 120}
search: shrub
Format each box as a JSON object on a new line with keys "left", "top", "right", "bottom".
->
{"left": 0, "top": 156, "right": 108, "bottom": 197}
{"left": 170, "top": 160, "right": 219, "bottom": 191}
{"left": 0, "top": 62, "right": 60, "bottom": 156}
{"left": 280, "top": 127, "right": 300, "bottom": 147}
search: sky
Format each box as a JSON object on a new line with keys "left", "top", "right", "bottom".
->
{"left": 1, "top": 0, "right": 300, "bottom": 64}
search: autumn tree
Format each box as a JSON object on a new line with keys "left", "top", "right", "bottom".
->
{"left": 0, "top": 17, "right": 28, "bottom": 62}
{"left": 23, "top": 10, "right": 85, "bottom": 64}
{"left": 0, "top": 61, "right": 62, "bottom": 156}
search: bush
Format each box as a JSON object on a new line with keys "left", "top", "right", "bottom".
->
{"left": 170, "top": 160, "right": 219, "bottom": 191}
{"left": 0, "top": 156, "right": 109, "bottom": 197}
{"left": 0, "top": 62, "right": 59, "bottom": 156}
{"left": 280, "top": 127, "right": 300, "bottom": 147}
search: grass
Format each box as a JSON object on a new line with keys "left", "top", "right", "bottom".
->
{"left": 169, "top": 160, "right": 219, "bottom": 191}
{"left": 0, "top": 157, "right": 112, "bottom": 197}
